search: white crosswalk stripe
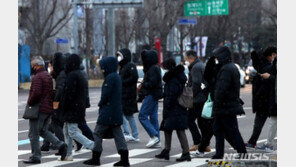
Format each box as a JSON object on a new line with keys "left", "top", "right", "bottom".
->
{"left": 106, "top": 149, "right": 158, "bottom": 158}
{"left": 100, "top": 158, "right": 152, "bottom": 167}
{"left": 166, "top": 158, "right": 209, "bottom": 167}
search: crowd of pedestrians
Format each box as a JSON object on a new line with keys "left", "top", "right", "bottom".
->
{"left": 23, "top": 45, "right": 277, "bottom": 166}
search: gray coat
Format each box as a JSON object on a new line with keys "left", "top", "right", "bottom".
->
{"left": 188, "top": 59, "right": 207, "bottom": 104}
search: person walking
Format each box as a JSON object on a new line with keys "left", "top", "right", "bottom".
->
{"left": 73, "top": 64, "right": 95, "bottom": 152}
{"left": 138, "top": 50, "right": 163, "bottom": 148}
{"left": 116, "top": 48, "right": 140, "bottom": 142}
{"left": 59, "top": 54, "right": 95, "bottom": 161}
{"left": 184, "top": 50, "right": 208, "bottom": 152}
{"left": 23, "top": 56, "right": 67, "bottom": 164}
{"left": 211, "top": 46, "right": 247, "bottom": 159}
{"left": 155, "top": 59, "right": 191, "bottom": 162}
{"left": 245, "top": 46, "right": 277, "bottom": 149}
{"left": 83, "top": 57, "right": 130, "bottom": 166}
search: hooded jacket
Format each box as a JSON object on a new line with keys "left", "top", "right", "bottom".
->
{"left": 61, "top": 54, "right": 88, "bottom": 123}
{"left": 97, "top": 57, "right": 123, "bottom": 126}
{"left": 80, "top": 65, "right": 90, "bottom": 108}
{"left": 52, "top": 53, "right": 66, "bottom": 102}
{"left": 139, "top": 50, "right": 163, "bottom": 100}
{"left": 212, "top": 46, "right": 245, "bottom": 117}
{"left": 118, "top": 48, "right": 139, "bottom": 115}
{"left": 160, "top": 65, "right": 188, "bottom": 131}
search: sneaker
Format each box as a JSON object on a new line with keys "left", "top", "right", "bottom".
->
{"left": 189, "top": 145, "right": 198, "bottom": 151}
{"left": 133, "top": 138, "right": 140, "bottom": 142}
{"left": 124, "top": 135, "right": 134, "bottom": 142}
{"left": 245, "top": 143, "right": 256, "bottom": 149}
{"left": 151, "top": 141, "right": 161, "bottom": 148}
{"left": 256, "top": 144, "right": 274, "bottom": 153}
{"left": 58, "top": 156, "right": 73, "bottom": 161}
{"left": 191, "top": 150, "right": 204, "bottom": 158}
{"left": 146, "top": 136, "right": 160, "bottom": 148}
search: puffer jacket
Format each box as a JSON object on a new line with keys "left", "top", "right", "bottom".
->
{"left": 212, "top": 46, "right": 245, "bottom": 117}
{"left": 118, "top": 48, "right": 139, "bottom": 116}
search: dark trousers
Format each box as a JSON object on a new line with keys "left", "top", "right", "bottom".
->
{"left": 78, "top": 121, "right": 94, "bottom": 141}
{"left": 213, "top": 115, "right": 247, "bottom": 158}
{"left": 93, "top": 124, "right": 128, "bottom": 152}
{"left": 248, "top": 113, "right": 268, "bottom": 145}
{"left": 187, "top": 103, "right": 202, "bottom": 145}
{"left": 164, "top": 130, "right": 189, "bottom": 154}
{"left": 42, "top": 117, "right": 64, "bottom": 148}
{"left": 197, "top": 115, "right": 214, "bottom": 153}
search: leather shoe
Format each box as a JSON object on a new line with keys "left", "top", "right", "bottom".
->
{"left": 23, "top": 158, "right": 41, "bottom": 164}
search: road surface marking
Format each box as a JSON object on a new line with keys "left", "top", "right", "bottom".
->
{"left": 166, "top": 158, "right": 210, "bottom": 167}
{"left": 18, "top": 130, "right": 29, "bottom": 134}
{"left": 171, "top": 149, "right": 216, "bottom": 158}
{"left": 29, "top": 158, "right": 87, "bottom": 167}
{"left": 43, "top": 149, "right": 91, "bottom": 159}
{"left": 100, "top": 158, "right": 152, "bottom": 167}
{"left": 106, "top": 149, "right": 158, "bottom": 158}
{"left": 18, "top": 150, "right": 31, "bottom": 156}
{"left": 18, "top": 137, "right": 43, "bottom": 146}
{"left": 18, "top": 118, "right": 25, "bottom": 121}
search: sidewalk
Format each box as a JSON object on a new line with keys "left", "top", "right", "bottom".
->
{"left": 18, "top": 79, "right": 104, "bottom": 90}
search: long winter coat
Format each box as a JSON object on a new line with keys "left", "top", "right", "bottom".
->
{"left": 139, "top": 50, "right": 163, "bottom": 100}
{"left": 160, "top": 65, "right": 188, "bottom": 131}
{"left": 97, "top": 57, "right": 123, "bottom": 126}
{"left": 212, "top": 46, "right": 245, "bottom": 117}
{"left": 251, "top": 54, "right": 276, "bottom": 116}
{"left": 60, "top": 54, "right": 88, "bottom": 123}
{"left": 28, "top": 67, "right": 54, "bottom": 114}
{"left": 52, "top": 53, "right": 66, "bottom": 121}
{"left": 118, "top": 49, "right": 139, "bottom": 116}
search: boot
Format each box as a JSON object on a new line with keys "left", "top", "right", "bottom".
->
{"left": 114, "top": 150, "right": 130, "bottom": 167}
{"left": 176, "top": 152, "right": 191, "bottom": 162}
{"left": 155, "top": 149, "right": 170, "bottom": 160}
{"left": 83, "top": 151, "right": 101, "bottom": 165}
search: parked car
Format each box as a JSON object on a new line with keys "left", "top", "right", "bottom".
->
{"left": 235, "top": 64, "right": 246, "bottom": 87}
{"left": 244, "top": 60, "right": 257, "bottom": 83}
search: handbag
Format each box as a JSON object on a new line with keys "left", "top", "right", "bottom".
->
{"left": 178, "top": 86, "right": 193, "bottom": 109}
{"left": 22, "top": 103, "right": 40, "bottom": 119}
{"left": 201, "top": 94, "right": 213, "bottom": 119}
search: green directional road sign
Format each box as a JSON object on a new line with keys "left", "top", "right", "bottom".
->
{"left": 184, "top": 0, "right": 229, "bottom": 16}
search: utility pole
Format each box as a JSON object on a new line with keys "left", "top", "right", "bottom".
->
{"left": 73, "top": 0, "right": 79, "bottom": 54}
{"left": 107, "top": 8, "right": 115, "bottom": 57}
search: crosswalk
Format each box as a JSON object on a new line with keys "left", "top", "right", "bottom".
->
{"left": 18, "top": 148, "right": 213, "bottom": 167}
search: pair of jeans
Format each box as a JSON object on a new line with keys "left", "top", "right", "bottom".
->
{"left": 265, "top": 116, "right": 277, "bottom": 147}
{"left": 63, "top": 122, "right": 94, "bottom": 156}
{"left": 164, "top": 130, "right": 189, "bottom": 154}
{"left": 248, "top": 113, "right": 268, "bottom": 145}
{"left": 187, "top": 103, "right": 203, "bottom": 145}
{"left": 93, "top": 124, "right": 128, "bottom": 152}
{"left": 213, "top": 115, "right": 247, "bottom": 158}
{"left": 138, "top": 95, "right": 159, "bottom": 138}
{"left": 29, "top": 112, "right": 64, "bottom": 160}
{"left": 122, "top": 114, "right": 139, "bottom": 139}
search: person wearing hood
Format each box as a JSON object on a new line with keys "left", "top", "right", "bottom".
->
{"left": 211, "top": 46, "right": 247, "bottom": 159}
{"left": 40, "top": 53, "right": 67, "bottom": 152}
{"left": 60, "top": 54, "right": 95, "bottom": 161}
{"left": 155, "top": 59, "right": 191, "bottom": 162}
{"left": 184, "top": 50, "right": 208, "bottom": 152}
{"left": 138, "top": 49, "right": 163, "bottom": 148}
{"left": 73, "top": 64, "right": 94, "bottom": 152}
{"left": 84, "top": 57, "right": 130, "bottom": 166}
{"left": 116, "top": 48, "right": 140, "bottom": 142}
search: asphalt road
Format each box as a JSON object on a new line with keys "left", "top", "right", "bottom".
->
{"left": 18, "top": 84, "right": 277, "bottom": 167}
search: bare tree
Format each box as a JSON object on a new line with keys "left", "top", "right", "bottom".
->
{"left": 22, "top": 0, "right": 72, "bottom": 57}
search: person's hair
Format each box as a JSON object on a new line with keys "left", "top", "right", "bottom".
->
{"left": 263, "top": 46, "right": 277, "bottom": 57}
{"left": 185, "top": 50, "right": 197, "bottom": 58}
{"left": 162, "top": 58, "right": 176, "bottom": 70}
{"left": 31, "top": 56, "right": 45, "bottom": 66}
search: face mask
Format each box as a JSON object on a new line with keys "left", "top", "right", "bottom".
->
{"left": 31, "top": 66, "right": 36, "bottom": 75}
{"left": 215, "top": 59, "right": 219, "bottom": 64}
{"left": 117, "top": 55, "right": 123, "bottom": 62}
{"left": 185, "top": 61, "right": 190, "bottom": 67}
